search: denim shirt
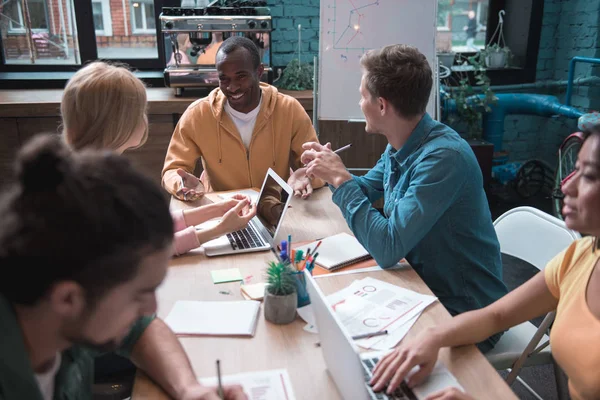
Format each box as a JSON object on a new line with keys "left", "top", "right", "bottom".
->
{"left": 332, "top": 113, "right": 508, "bottom": 319}
{"left": 0, "top": 293, "right": 153, "bottom": 400}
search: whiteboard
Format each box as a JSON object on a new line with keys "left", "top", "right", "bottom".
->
{"left": 318, "top": 0, "right": 437, "bottom": 121}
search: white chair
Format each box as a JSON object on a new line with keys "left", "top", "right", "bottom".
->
{"left": 488, "top": 206, "right": 580, "bottom": 399}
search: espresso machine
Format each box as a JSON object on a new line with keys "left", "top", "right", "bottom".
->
{"left": 160, "top": 0, "right": 273, "bottom": 96}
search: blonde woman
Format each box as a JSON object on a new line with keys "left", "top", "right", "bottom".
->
{"left": 62, "top": 61, "right": 255, "bottom": 256}
{"left": 370, "top": 127, "right": 600, "bottom": 400}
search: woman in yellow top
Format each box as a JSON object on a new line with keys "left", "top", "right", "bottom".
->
{"left": 370, "top": 127, "right": 600, "bottom": 400}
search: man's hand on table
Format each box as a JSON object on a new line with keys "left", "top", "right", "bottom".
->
{"left": 288, "top": 167, "right": 313, "bottom": 199}
{"left": 176, "top": 168, "right": 205, "bottom": 201}
{"left": 301, "top": 142, "right": 352, "bottom": 188}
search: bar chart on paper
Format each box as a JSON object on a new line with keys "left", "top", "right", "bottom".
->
{"left": 318, "top": 0, "right": 437, "bottom": 120}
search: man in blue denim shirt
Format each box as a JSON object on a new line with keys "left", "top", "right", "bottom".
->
{"left": 302, "top": 45, "right": 507, "bottom": 352}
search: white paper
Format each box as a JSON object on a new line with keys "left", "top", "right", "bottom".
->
{"left": 312, "top": 262, "right": 409, "bottom": 279}
{"left": 327, "top": 277, "right": 436, "bottom": 349}
{"left": 218, "top": 189, "right": 259, "bottom": 204}
{"left": 411, "top": 363, "right": 464, "bottom": 398}
{"left": 199, "top": 369, "right": 296, "bottom": 400}
{"left": 303, "top": 323, "right": 318, "bottom": 334}
{"left": 363, "top": 314, "right": 419, "bottom": 351}
{"left": 297, "top": 305, "right": 316, "bottom": 326}
{"left": 164, "top": 300, "right": 261, "bottom": 336}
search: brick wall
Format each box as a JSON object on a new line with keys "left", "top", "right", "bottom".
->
{"left": 268, "top": 0, "right": 320, "bottom": 67}
{"left": 501, "top": 0, "right": 600, "bottom": 165}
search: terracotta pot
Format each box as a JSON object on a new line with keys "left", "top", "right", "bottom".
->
{"left": 264, "top": 289, "right": 297, "bottom": 325}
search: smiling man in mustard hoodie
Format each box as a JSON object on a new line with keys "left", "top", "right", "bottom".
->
{"left": 162, "top": 36, "right": 323, "bottom": 201}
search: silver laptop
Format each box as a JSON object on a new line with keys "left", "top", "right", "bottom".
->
{"left": 202, "top": 168, "right": 293, "bottom": 257}
{"left": 304, "top": 270, "right": 464, "bottom": 400}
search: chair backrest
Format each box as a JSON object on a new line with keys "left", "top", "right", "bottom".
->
{"left": 493, "top": 206, "right": 581, "bottom": 271}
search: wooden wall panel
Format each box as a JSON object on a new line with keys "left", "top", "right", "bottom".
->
{"left": 125, "top": 115, "right": 175, "bottom": 186}
{"left": 0, "top": 118, "right": 20, "bottom": 188}
{"left": 16, "top": 117, "right": 62, "bottom": 145}
{"left": 318, "top": 120, "right": 388, "bottom": 171}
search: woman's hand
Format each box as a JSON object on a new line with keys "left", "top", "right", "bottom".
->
{"left": 217, "top": 199, "right": 256, "bottom": 234}
{"left": 215, "top": 194, "right": 252, "bottom": 216}
{"left": 370, "top": 334, "right": 442, "bottom": 394}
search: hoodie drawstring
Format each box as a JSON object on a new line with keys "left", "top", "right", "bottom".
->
{"left": 271, "top": 118, "right": 275, "bottom": 167}
{"left": 217, "top": 119, "right": 222, "bottom": 164}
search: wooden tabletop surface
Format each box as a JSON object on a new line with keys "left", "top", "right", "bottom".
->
{"left": 131, "top": 188, "right": 516, "bottom": 400}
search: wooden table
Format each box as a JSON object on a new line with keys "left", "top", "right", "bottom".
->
{"left": 132, "top": 188, "right": 516, "bottom": 400}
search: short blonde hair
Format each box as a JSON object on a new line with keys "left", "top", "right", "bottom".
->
{"left": 61, "top": 61, "right": 148, "bottom": 151}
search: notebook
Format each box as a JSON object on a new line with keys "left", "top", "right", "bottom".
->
{"left": 295, "top": 232, "right": 372, "bottom": 271}
{"left": 164, "top": 300, "right": 261, "bottom": 336}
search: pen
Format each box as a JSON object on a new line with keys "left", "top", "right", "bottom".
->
{"left": 288, "top": 234, "right": 292, "bottom": 258}
{"left": 311, "top": 240, "right": 323, "bottom": 256}
{"left": 216, "top": 359, "right": 224, "bottom": 399}
{"left": 270, "top": 246, "right": 283, "bottom": 263}
{"left": 333, "top": 143, "right": 353, "bottom": 154}
{"left": 351, "top": 330, "right": 389, "bottom": 340}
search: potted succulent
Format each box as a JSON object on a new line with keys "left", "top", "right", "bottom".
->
{"left": 264, "top": 261, "right": 297, "bottom": 324}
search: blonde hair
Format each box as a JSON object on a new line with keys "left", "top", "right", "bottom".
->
{"left": 61, "top": 61, "right": 148, "bottom": 151}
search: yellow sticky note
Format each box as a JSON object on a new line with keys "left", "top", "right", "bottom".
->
{"left": 211, "top": 268, "right": 243, "bottom": 284}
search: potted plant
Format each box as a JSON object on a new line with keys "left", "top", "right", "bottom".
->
{"left": 479, "top": 43, "right": 512, "bottom": 69}
{"left": 442, "top": 54, "right": 497, "bottom": 139}
{"left": 264, "top": 261, "right": 297, "bottom": 324}
{"left": 441, "top": 54, "right": 498, "bottom": 189}
{"left": 275, "top": 58, "right": 314, "bottom": 91}
{"left": 479, "top": 10, "right": 512, "bottom": 69}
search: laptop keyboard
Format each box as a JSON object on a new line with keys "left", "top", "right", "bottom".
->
{"left": 226, "top": 225, "right": 265, "bottom": 250}
{"left": 361, "top": 357, "right": 417, "bottom": 400}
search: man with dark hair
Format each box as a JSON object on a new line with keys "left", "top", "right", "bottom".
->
{"left": 301, "top": 44, "right": 508, "bottom": 352}
{"left": 162, "top": 36, "right": 323, "bottom": 200}
{"left": 0, "top": 135, "right": 246, "bottom": 400}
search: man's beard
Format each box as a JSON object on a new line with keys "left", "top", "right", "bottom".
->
{"left": 62, "top": 318, "right": 122, "bottom": 353}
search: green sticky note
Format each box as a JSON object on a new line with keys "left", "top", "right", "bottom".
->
{"left": 211, "top": 268, "right": 243, "bottom": 284}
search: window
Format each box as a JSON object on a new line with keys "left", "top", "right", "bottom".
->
{"left": 7, "top": 0, "right": 49, "bottom": 34}
{"left": 436, "top": 0, "right": 489, "bottom": 53}
{"left": 0, "top": 0, "right": 162, "bottom": 71}
{"left": 131, "top": 0, "right": 156, "bottom": 34}
{"left": 92, "top": 0, "right": 112, "bottom": 37}
{"left": 96, "top": 0, "right": 158, "bottom": 60}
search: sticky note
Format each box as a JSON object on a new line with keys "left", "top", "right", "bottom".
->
{"left": 211, "top": 268, "right": 243, "bottom": 284}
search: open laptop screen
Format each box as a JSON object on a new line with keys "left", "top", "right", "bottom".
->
{"left": 256, "top": 175, "right": 290, "bottom": 238}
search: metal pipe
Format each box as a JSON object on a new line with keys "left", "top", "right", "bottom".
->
{"left": 57, "top": 0, "right": 68, "bottom": 58}
{"left": 21, "top": 0, "right": 35, "bottom": 63}
{"left": 443, "top": 76, "right": 600, "bottom": 93}
{"left": 443, "top": 93, "right": 584, "bottom": 151}
{"left": 565, "top": 56, "right": 600, "bottom": 106}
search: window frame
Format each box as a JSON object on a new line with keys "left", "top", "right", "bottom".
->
{"left": 7, "top": 0, "right": 50, "bottom": 35}
{"left": 442, "top": 0, "right": 545, "bottom": 86}
{"left": 92, "top": 0, "right": 113, "bottom": 37}
{"left": 0, "top": 0, "right": 165, "bottom": 73}
{"left": 131, "top": 0, "right": 157, "bottom": 35}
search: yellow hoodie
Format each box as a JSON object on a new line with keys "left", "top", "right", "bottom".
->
{"left": 162, "top": 83, "right": 323, "bottom": 194}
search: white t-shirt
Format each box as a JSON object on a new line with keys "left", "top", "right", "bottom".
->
{"left": 224, "top": 96, "right": 262, "bottom": 149}
{"left": 35, "top": 353, "right": 61, "bottom": 400}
